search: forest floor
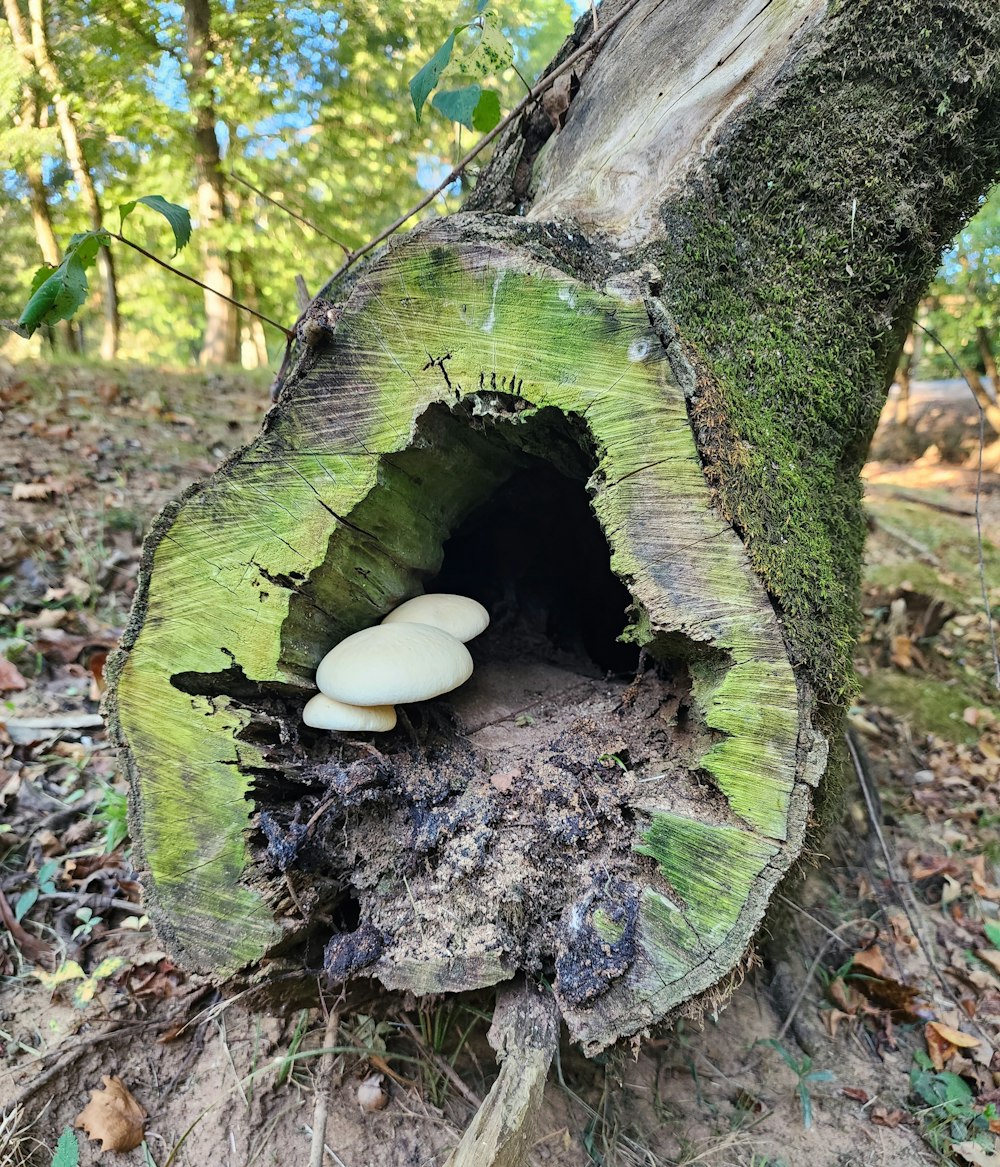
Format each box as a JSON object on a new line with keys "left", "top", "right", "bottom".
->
{"left": 1, "top": 358, "right": 999, "bottom": 1167}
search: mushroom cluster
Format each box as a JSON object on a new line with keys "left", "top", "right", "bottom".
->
{"left": 302, "top": 594, "right": 489, "bottom": 733}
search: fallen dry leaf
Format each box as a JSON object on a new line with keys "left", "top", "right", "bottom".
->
{"left": 977, "top": 950, "right": 1000, "bottom": 976}
{"left": 870, "top": 1106, "right": 912, "bottom": 1127}
{"left": 0, "top": 657, "right": 27, "bottom": 693}
{"left": 542, "top": 71, "right": 572, "bottom": 129}
{"left": 928, "top": 1020, "right": 982, "bottom": 1048}
{"left": 953, "top": 1141, "right": 1000, "bottom": 1166}
{"left": 842, "top": 1086, "right": 870, "bottom": 1103}
{"left": 12, "top": 481, "right": 59, "bottom": 500}
{"left": 890, "top": 633, "right": 913, "bottom": 669}
{"left": 926, "top": 1021, "right": 954, "bottom": 1071}
{"left": 852, "top": 945, "right": 888, "bottom": 977}
{"left": 75, "top": 1075, "right": 147, "bottom": 1152}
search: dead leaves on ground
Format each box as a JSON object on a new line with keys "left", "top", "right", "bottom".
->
{"left": 75, "top": 1075, "right": 146, "bottom": 1152}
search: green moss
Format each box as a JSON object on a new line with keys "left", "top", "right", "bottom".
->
{"left": 642, "top": 0, "right": 1000, "bottom": 711}
{"left": 862, "top": 670, "right": 983, "bottom": 743}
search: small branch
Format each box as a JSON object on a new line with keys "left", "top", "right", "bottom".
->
{"left": 37, "top": 891, "right": 145, "bottom": 916}
{"left": 845, "top": 727, "right": 999, "bottom": 1055}
{"left": 229, "top": 172, "right": 352, "bottom": 258}
{"left": 308, "top": 1003, "right": 341, "bottom": 1167}
{"left": 319, "top": 0, "right": 643, "bottom": 296}
{"left": 111, "top": 232, "right": 293, "bottom": 339}
{"left": 395, "top": 1013, "right": 483, "bottom": 1110}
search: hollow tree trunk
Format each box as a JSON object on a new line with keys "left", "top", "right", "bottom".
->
{"left": 107, "top": 0, "right": 1000, "bottom": 1071}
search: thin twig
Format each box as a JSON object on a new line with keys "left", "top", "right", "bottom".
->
{"left": 309, "top": 1003, "right": 342, "bottom": 1167}
{"left": 2, "top": 1022, "right": 154, "bottom": 1114}
{"left": 771, "top": 901, "right": 877, "bottom": 1044}
{"left": 394, "top": 1013, "right": 483, "bottom": 1110}
{"left": 37, "top": 891, "right": 145, "bottom": 915}
{"left": 914, "top": 320, "right": 1000, "bottom": 690}
{"left": 230, "top": 172, "right": 352, "bottom": 258}
{"left": 320, "top": 0, "right": 642, "bottom": 294}
{"left": 113, "top": 232, "right": 293, "bottom": 339}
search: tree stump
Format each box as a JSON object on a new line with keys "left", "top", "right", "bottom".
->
{"left": 107, "top": 222, "right": 824, "bottom": 1053}
{"left": 106, "top": 0, "right": 1000, "bottom": 1076}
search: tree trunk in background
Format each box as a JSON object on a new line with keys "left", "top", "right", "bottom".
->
{"left": 183, "top": 0, "right": 239, "bottom": 366}
{"left": 16, "top": 85, "right": 79, "bottom": 352}
{"left": 22, "top": 0, "right": 119, "bottom": 360}
{"left": 962, "top": 367, "right": 1000, "bottom": 434}
{"left": 108, "top": 0, "right": 1000, "bottom": 1078}
{"left": 895, "top": 326, "right": 915, "bottom": 427}
{"left": 236, "top": 256, "right": 270, "bottom": 369}
{"left": 978, "top": 325, "right": 998, "bottom": 393}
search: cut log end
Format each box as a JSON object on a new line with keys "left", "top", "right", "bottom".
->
{"left": 106, "top": 221, "right": 824, "bottom": 1054}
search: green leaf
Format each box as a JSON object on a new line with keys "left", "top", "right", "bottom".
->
{"left": 410, "top": 30, "right": 457, "bottom": 121}
{"left": 942, "top": 1071, "right": 974, "bottom": 1106}
{"left": 52, "top": 1127, "right": 80, "bottom": 1167}
{"left": 14, "top": 887, "right": 38, "bottom": 923}
{"left": 454, "top": 11, "right": 513, "bottom": 80}
{"left": 28, "top": 265, "right": 55, "bottom": 295}
{"left": 432, "top": 83, "right": 482, "bottom": 129}
{"left": 120, "top": 195, "right": 191, "bottom": 255}
{"left": 17, "top": 253, "right": 89, "bottom": 336}
{"left": 66, "top": 231, "right": 111, "bottom": 267}
{"left": 983, "top": 921, "right": 1000, "bottom": 949}
{"left": 473, "top": 88, "right": 501, "bottom": 132}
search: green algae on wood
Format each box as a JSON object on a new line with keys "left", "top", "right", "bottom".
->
{"left": 108, "top": 225, "right": 819, "bottom": 1048}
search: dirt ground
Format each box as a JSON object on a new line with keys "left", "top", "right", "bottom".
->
{"left": 2, "top": 360, "right": 999, "bottom": 1167}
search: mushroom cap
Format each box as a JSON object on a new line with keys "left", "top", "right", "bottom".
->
{"left": 302, "top": 693, "right": 397, "bottom": 733}
{"left": 316, "top": 623, "right": 473, "bottom": 706}
{"left": 381, "top": 593, "right": 489, "bottom": 643}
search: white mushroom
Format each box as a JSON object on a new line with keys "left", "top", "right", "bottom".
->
{"left": 316, "top": 623, "right": 473, "bottom": 706}
{"left": 382, "top": 593, "right": 489, "bottom": 643}
{"left": 302, "top": 693, "right": 397, "bottom": 733}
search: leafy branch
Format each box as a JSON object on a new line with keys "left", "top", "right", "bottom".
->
{"left": 4, "top": 195, "right": 292, "bottom": 342}
{"left": 318, "top": 0, "right": 643, "bottom": 301}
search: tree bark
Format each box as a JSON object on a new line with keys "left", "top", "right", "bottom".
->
{"left": 20, "top": 0, "right": 120, "bottom": 359}
{"left": 107, "top": 0, "right": 1000, "bottom": 1066}
{"left": 962, "top": 366, "right": 1000, "bottom": 434}
{"left": 895, "top": 327, "right": 915, "bottom": 427}
{"left": 183, "top": 0, "right": 240, "bottom": 366}
{"left": 16, "top": 76, "right": 79, "bottom": 352}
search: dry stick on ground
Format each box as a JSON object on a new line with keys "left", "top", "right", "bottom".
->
{"left": 2, "top": 1022, "right": 155, "bottom": 1115}
{"left": 771, "top": 904, "right": 879, "bottom": 1045}
{"left": 308, "top": 1001, "right": 342, "bottom": 1167}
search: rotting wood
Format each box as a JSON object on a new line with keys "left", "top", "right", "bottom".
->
{"left": 443, "top": 982, "right": 559, "bottom": 1167}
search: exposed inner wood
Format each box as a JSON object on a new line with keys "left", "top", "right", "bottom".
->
{"left": 527, "top": 0, "right": 825, "bottom": 245}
